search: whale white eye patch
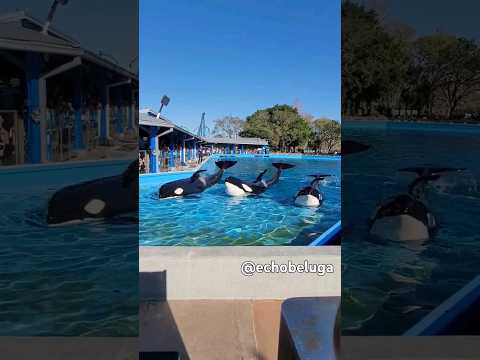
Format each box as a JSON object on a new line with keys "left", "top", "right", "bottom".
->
{"left": 242, "top": 184, "right": 253, "bottom": 192}
{"left": 84, "top": 199, "right": 106, "bottom": 215}
{"left": 174, "top": 188, "right": 184, "bottom": 195}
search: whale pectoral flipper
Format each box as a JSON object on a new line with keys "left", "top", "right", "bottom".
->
{"left": 190, "top": 169, "right": 207, "bottom": 182}
{"left": 255, "top": 169, "right": 268, "bottom": 182}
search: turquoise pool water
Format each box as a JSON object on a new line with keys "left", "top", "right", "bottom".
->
{"left": 140, "top": 155, "right": 340, "bottom": 246}
{"left": 0, "top": 160, "right": 138, "bottom": 336}
{"left": 342, "top": 121, "right": 480, "bottom": 335}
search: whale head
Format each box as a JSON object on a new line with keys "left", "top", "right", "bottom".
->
{"left": 295, "top": 186, "right": 322, "bottom": 207}
{"left": 159, "top": 180, "right": 190, "bottom": 198}
{"left": 294, "top": 194, "right": 321, "bottom": 207}
{"left": 224, "top": 176, "right": 253, "bottom": 197}
{"left": 47, "top": 186, "right": 109, "bottom": 225}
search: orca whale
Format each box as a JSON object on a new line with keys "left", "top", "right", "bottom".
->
{"left": 47, "top": 160, "right": 138, "bottom": 225}
{"left": 369, "top": 167, "right": 465, "bottom": 241}
{"left": 294, "top": 174, "right": 331, "bottom": 207}
{"left": 159, "top": 160, "right": 237, "bottom": 198}
{"left": 224, "top": 162, "right": 295, "bottom": 196}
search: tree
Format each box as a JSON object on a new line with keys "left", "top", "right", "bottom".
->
{"left": 438, "top": 38, "right": 480, "bottom": 118}
{"left": 342, "top": 1, "right": 480, "bottom": 121}
{"left": 212, "top": 116, "right": 245, "bottom": 138}
{"left": 240, "top": 105, "right": 312, "bottom": 152}
{"left": 312, "top": 119, "right": 340, "bottom": 154}
{"left": 342, "top": 1, "right": 410, "bottom": 116}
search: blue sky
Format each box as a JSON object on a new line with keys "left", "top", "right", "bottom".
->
{"left": 140, "top": 0, "right": 341, "bottom": 132}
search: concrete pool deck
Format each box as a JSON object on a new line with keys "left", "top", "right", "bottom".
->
{"left": 140, "top": 299, "right": 282, "bottom": 359}
{"left": 140, "top": 298, "right": 340, "bottom": 359}
{"left": 139, "top": 247, "right": 341, "bottom": 359}
{"left": 140, "top": 246, "right": 340, "bottom": 300}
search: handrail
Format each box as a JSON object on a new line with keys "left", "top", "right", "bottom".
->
{"left": 309, "top": 221, "right": 341, "bottom": 246}
{"left": 404, "top": 275, "right": 480, "bottom": 335}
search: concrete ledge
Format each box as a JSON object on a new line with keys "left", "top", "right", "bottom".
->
{"left": 0, "top": 158, "right": 132, "bottom": 174}
{"left": 140, "top": 246, "right": 340, "bottom": 300}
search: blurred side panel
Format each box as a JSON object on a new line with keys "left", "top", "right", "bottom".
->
{"left": 0, "top": 0, "right": 138, "bottom": 356}
{"left": 341, "top": 0, "right": 480, "bottom": 356}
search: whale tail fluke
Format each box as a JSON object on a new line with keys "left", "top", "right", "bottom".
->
{"left": 272, "top": 162, "right": 295, "bottom": 170}
{"left": 215, "top": 160, "right": 237, "bottom": 170}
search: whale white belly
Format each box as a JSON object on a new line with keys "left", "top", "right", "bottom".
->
{"left": 295, "top": 194, "right": 320, "bottom": 207}
{"left": 225, "top": 182, "right": 249, "bottom": 197}
{"left": 370, "top": 215, "right": 429, "bottom": 241}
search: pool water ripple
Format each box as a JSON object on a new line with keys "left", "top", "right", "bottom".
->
{"left": 140, "top": 156, "right": 340, "bottom": 246}
{"left": 0, "top": 162, "right": 137, "bottom": 336}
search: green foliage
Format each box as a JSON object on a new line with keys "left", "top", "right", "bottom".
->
{"left": 311, "top": 118, "right": 341, "bottom": 153}
{"left": 240, "top": 105, "right": 312, "bottom": 151}
{"left": 342, "top": 1, "right": 410, "bottom": 116}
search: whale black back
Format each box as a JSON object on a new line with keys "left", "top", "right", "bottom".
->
{"left": 47, "top": 160, "right": 138, "bottom": 224}
{"left": 159, "top": 160, "right": 237, "bottom": 198}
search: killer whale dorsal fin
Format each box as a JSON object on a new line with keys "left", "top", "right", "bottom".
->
{"left": 408, "top": 174, "right": 441, "bottom": 195}
{"left": 122, "top": 159, "right": 138, "bottom": 187}
{"left": 255, "top": 169, "right": 268, "bottom": 182}
{"left": 190, "top": 169, "right": 207, "bottom": 182}
{"left": 308, "top": 174, "right": 331, "bottom": 185}
{"left": 308, "top": 174, "right": 331, "bottom": 186}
